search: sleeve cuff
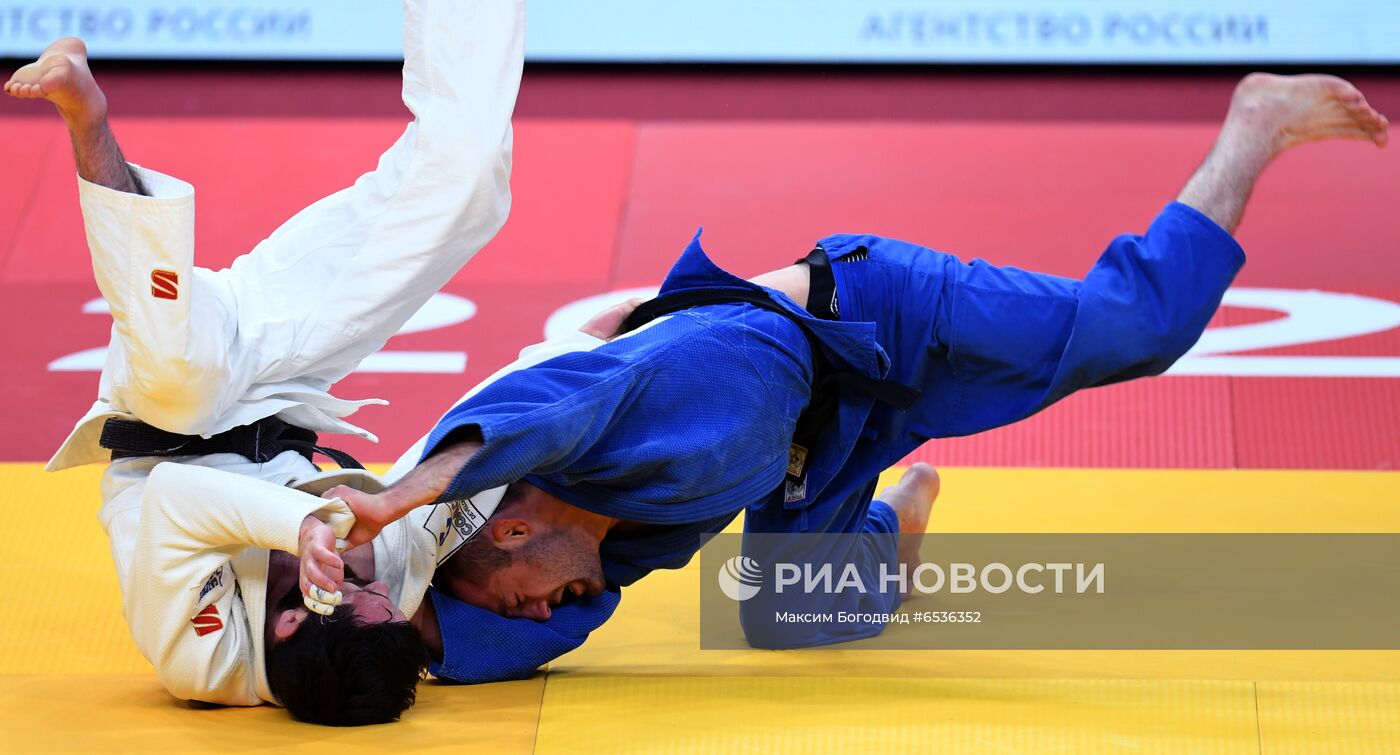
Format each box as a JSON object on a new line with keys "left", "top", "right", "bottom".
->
{"left": 1163, "top": 201, "right": 1247, "bottom": 267}
{"left": 864, "top": 499, "right": 900, "bottom": 535}
{"left": 77, "top": 163, "right": 194, "bottom": 202}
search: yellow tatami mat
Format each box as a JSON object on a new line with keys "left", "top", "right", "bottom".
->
{"left": 0, "top": 676, "right": 544, "bottom": 753}
{"left": 3, "top": 463, "right": 1398, "bottom": 753}
{"left": 536, "top": 677, "right": 1262, "bottom": 754}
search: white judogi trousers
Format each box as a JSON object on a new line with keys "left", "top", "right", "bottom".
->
{"left": 47, "top": 0, "right": 529, "bottom": 707}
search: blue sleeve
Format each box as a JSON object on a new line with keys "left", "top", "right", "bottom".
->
{"left": 419, "top": 349, "right": 647, "bottom": 501}
{"left": 428, "top": 586, "right": 622, "bottom": 683}
{"left": 933, "top": 201, "right": 1244, "bottom": 437}
{"left": 738, "top": 500, "right": 902, "bottom": 649}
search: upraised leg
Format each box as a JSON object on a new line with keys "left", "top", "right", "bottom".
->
{"left": 1178, "top": 73, "right": 1388, "bottom": 234}
{"left": 14, "top": 1, "right": 527, "bottom": 437}
{"left": 4, "top": 37, "right": 146, "bottom": 195}
{"left": 8, "top": 37, "right": 217, "bottom": 432}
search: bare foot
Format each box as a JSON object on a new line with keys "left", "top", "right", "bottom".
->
{"left": 1225, "top": 73, "right": 1389, "bottom": 156}
{"left": 878, "top": 463, "right": 939, "bottom": 599}
{"left": 3, "top": 38, "right": 106, "bottom": 124}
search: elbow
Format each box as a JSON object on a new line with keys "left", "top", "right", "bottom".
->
{"left": 160, "top": 672, "right": 248, "bottom": 707}
{"left": 449, "top": 150, "right": 512, "bottom": 239}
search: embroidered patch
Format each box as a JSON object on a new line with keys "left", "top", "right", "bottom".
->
{"left": 424, "top": 498, "right": 490, "bottom": 565}
{"left": 785, "top": 475, "right": 808, "bottom": 504}
{"left": 191, "top": 604, "right": 223, "bottom": 637}
{"left": 787, "top": 444, "right": 809, "bottom": 477}
{"left": 150, "top": 269, "right": 179, "bottom": 300}
{"left": 197, "top": 567, "right": 224, "bottom": 601}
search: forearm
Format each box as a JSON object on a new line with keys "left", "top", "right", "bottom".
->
{"left": 392, "top": 434, "right": 482, "bottom": 506}
{"left": 341, "top": 435, "right": 485, "bottom": 545}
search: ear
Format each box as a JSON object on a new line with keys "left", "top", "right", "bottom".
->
{"left": 489, "top": 517, "right": 534, "bottom": 552}
{"left": 273, "top": 607, "right": 310, "bottom": 641}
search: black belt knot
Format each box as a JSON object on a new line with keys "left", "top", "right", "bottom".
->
{"left": 618, "top": 245, "right": 922, "bottom": 453}
{"left": 99, "top": 416, "right": 365, "bottom": 470}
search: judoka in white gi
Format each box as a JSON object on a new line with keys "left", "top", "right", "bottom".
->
{"left": 4, "top": 0, "right": 565, "bottom": 726}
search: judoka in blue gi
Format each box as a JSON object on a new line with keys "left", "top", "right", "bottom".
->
{"left": 331, "top": 73, "right": 1389, "bottom": 682}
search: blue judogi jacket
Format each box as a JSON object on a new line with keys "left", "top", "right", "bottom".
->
{"left": 426, "top": 202, "right": 1245, "bottom": 678}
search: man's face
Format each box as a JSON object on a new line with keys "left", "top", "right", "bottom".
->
{"left": 452, "top": 560, "right": 600, "bottom": 621}
{"left": 445, "top": 527, "right": 606, "bottom": 621}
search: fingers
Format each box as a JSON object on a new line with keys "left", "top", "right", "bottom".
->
{"left": 303, "top": 550, "right": 344, "bottom": 592}
{"left": 303, "top": 585, "right": 341, "bottom": 617}
{"left": 299, "top": 524, "right": 345, "bottom": 617}
{"left": 345, "top": 522, "right": 375, "bottom": 549}
{"left": 301, "top": 555, "right": 343, "bottom": 616}
{"left": 304, "top": 583, "right": 343, "bottom": 615}
{"left": 325, "top": 485, "right": 382, "bottom": 547}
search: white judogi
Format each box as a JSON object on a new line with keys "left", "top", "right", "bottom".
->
{"left": 44, "top": 0, "right": 544, "bottom": 708}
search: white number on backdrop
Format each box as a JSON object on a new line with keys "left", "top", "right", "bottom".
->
{"left": 49, "top": 287, "right": 1400, "bottom": 379}
{"left": 48, "top": 293, "right": 477, "bottom": 374}
{"left": 545, "top": 287, "right": 1400, "bottom": 379}
{"left": 1168, "top": 288, "right": 1400, "bottom": 378}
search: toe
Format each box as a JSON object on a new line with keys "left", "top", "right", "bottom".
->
{"left": 1355, "top": 109, "right": 1387, "bottom": 132}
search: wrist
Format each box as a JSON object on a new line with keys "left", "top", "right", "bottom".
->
{"left": 298, "top": 514, "right": 322, "bottom": 550}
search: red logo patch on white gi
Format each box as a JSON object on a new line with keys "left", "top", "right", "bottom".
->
{"left": 192, "top": 604, "right": 223, "bottom": 636}
{"left": 150, "top": 269, "right": 179, "bottom": 300}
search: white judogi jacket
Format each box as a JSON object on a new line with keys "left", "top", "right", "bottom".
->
{"left": 91, "top": 454, "right": 508, "bottom": 706}
{"left": 41, "top": 0, "right": 588, "bottom": 708}
{"left": 76, "top": 326, "right": 600, "bottom": 706}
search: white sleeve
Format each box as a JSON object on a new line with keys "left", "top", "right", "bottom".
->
{"left": 125, "top": 463, "right": 354, "bottom": 705}
{"left": 382, "top": 329, "right": 607, "bottom": 483}
{"left": 78, "top": 166, "right": 239, "bottom": 434}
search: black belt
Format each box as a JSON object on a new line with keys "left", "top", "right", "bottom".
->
{"left": 618, "top": 245, "right": 921, "bottom": 455}
{"left": 99, "top": 415, "right": 366, "bottom": 470}
{"left": 801, "top": 245, "right": 840, "bottom": 322}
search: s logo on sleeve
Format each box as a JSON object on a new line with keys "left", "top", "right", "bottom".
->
{"left": 150, "top": 269, "right": 179, "bottom": 300}
{"left": 191, "top": 604, "right": 223, "bottom": 636}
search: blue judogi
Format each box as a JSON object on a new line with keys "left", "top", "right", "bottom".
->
{"left": 426, "top": 201, "right": 1244, "bottom": 677}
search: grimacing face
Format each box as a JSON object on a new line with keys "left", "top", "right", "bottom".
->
{"left": 452, "top": 532, "right": 606, "bottom": 621}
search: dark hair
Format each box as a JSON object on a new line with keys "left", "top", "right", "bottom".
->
{"left": 265, "top": 604, "right": 429, "bottom": 726}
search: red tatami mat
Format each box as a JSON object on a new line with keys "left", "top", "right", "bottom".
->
{"left": 0, "top": 115, "right": 1395, "bottom": 469}
{"left": 0, "top": 120, "right": 60, "bottom": 272}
